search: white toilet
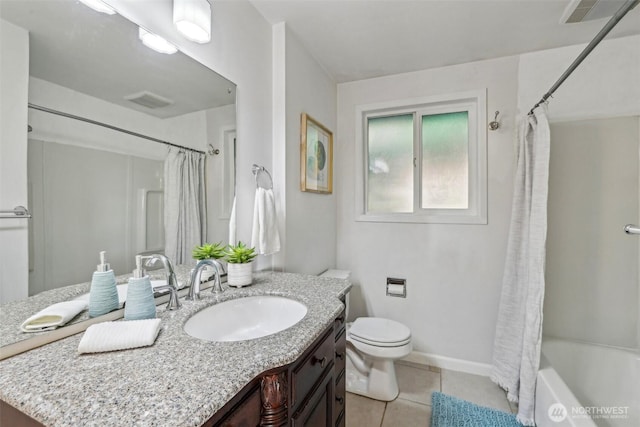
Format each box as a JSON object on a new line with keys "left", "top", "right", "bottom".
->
{"left": 320, "top": 270, "right": 413, "bottom": 402}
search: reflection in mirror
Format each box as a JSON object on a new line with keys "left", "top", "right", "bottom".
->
{"left": 0, "top": 0, "right": 236, "bottom": 350}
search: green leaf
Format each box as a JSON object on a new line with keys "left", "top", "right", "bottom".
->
{"left": 225, "top": 241, "right": 257, "bottom": 264}
{"left": 192, "top": 242, "right": 227, "bottom": 260}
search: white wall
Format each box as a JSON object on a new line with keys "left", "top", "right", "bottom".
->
{"left": 272, "top": 23, "right": 337, "bottom": 274}
{"left": 0, "top": 19, "right": 29, "bottom": 304}
{"left": 337, "top": 56, "right": 519, "bottom": 363}
{"left": 545, "top": 117, "right": 639, "bottom": 349}
{"left": 518, "top": 35, "right": 640, "bottom": 121}
{"left": 107, "top": 0, "right": 273, "bottom": 260}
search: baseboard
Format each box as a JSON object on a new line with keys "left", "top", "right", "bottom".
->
{"left": 401, "top": 350, "right": 492, "bottom": 377}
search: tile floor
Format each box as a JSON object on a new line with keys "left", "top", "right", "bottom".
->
{"left": 346, "top": 361, "right": 517, "bottom": 426}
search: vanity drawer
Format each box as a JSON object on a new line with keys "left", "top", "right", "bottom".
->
{"left": 214, "top": 383, "right": 261, "bottom": 427}
{"left": 292, "top": 328, "right": 335, "bottom": 408}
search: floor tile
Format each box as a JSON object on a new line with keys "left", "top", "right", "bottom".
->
{"left": 396, "top": 364, "right": 441, "bottom": 405}
{"left": 381, "top": 399, "right": 431, "bottom": 427}
{"left": 440, "top": 369, "right": 511, "bottom": 413}
{"left": 346, "top": 392, "right": 385, "bottom": 427}
{"left": 396, "top": 360, "right": 433, "bottom": 371}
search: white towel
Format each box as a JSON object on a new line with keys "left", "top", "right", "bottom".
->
{"left": 21, "top": 300, "right": 89, "bottom": 333}
{"left": 251, "top": 187, "right": 281, "bottom": 255}
{"left": 78, "top": 318, "right": 162, "bottom": 354}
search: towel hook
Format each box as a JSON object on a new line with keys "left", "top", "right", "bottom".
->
{"left": 252, "top": 164, "right": 273, "bottom": 190}
{"left": 488, "top": 111, "right": 500, "bottom": 131}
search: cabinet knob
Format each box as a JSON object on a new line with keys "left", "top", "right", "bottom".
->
{"left": 336, "top": 395, "right": 344, "bottom": 404}
{"left": 336, "top": 352, "right": 345, "bottom": 360}
{"left": 312, "top": 356, "right": 327, "bottom": 369}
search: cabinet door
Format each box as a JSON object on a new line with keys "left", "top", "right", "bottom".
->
{"left": 292, "top": 371, "right": 334, "bottom": 427}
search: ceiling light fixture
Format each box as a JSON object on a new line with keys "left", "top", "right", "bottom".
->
{"left": 138, "top": 27, "right": 178, "bottom": 55}
{"left": 78, "top": 0, "right": 116, "bottom": 15}
{"left": 173, "top": 0, "right": 212, "bottom": 43}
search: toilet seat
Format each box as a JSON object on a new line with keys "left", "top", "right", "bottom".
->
{"left": 349, "top": 317, "right": 411, "bottom": 347}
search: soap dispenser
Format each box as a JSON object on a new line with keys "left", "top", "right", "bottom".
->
{"left": 88, "top": 251, "right": 119, "bottom": 317}
{"left": 124, "top": 255, "right": 156, "bottom": 321}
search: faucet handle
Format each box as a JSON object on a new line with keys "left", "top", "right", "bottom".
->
{"left": 154, "top": 284, "right": 181, "bottom": 310}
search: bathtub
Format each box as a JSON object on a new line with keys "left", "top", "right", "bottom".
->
{"left": 535, "top": 338, "right": 639, "bottom": 427}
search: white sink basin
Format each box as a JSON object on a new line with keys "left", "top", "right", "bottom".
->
{"left": 183, "top": 295, "right": 307, "bottom": 342}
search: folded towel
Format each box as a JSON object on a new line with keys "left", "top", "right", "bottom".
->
{"left": 78, "top": 318, "right": 162, "bottom": 354}
{"left": 21, "top": 300, "right": 89, "bottom": 333}
{"left": 251, "top": 187, "right": 281, "bottom": 255}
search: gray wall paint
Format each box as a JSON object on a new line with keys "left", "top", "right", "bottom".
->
{"left": 544, "top": 116, "right": 640, "bottom": 349}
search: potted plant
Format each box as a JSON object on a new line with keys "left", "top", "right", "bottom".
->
{"left": 225, "top": 241, "right": 257, "bottom": 287}
{"left": 192, "top": 242, "right": 226, "bottom": 281}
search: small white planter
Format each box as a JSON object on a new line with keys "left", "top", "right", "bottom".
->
{"left": 227, "top": 262, "right": 253, "bottom": 287}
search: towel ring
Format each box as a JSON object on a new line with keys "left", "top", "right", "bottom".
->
{"left": 252, "top": 164, "right": 273, "bottom": 190}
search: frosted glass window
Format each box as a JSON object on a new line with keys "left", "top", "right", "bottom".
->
{"left": 367, "top": 114, "right": 414, "bottom": 213}
{"left": 356, "top": 90, "right": 486, "bottom": 224}
{"left": 421, "top": 112, "right": 469, "bottom": 209}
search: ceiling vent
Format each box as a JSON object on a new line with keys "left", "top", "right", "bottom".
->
{"left": 561, "top": 0, "right": 631, "bottom": 23}
{"left": 124, "top": 91, "right": 174, "bottom": 109}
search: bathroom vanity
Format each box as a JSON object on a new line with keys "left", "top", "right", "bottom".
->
{"left": 0, "top": 272, "right": 350, "bottom": 427}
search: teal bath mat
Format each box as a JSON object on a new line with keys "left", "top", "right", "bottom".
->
{"left": 431, "top": 392, "right": 526, "bottom": 427}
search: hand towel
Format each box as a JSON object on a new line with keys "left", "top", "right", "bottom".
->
{"left": 21, "top": 300, "right": 89, "bottom": 333}
{"left": 251, "top": 187, "right": 281, "bottom": 255}
{"left": 77, "top": 318, "right": 162, "bottom": 354}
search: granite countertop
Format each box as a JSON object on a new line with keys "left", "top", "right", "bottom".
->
{"left": 0, "top": 272, "right": 351, "bottom": 427}
{"left": 0, "top": 265, "right": 193, "bottom": 348}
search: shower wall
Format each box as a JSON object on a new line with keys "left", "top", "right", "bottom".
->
{"left": 544, "top": 116, "right": 640, "bottom": 349}
{"left": 28, "top": 140, "right": 163, "bottom": 296}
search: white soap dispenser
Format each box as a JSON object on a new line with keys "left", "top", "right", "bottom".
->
{"left": 88, "top": 251, "right": 119, "bottom": 317}
{"left": 124, "top": 255, "right": 156, "bottom": 321}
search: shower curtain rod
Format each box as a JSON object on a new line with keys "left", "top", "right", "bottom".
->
{"left": 28, "top": 103, "right": 206, "bottom": 155}
{"left": 528, "top": 0, "right": 639, "bottom": 115}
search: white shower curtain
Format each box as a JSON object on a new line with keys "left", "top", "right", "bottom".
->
{"left": 491, "top": 106, "right": 550, "bottom": 426}
{"left": 164, "top": 148, "right": 206, "bottom": 265}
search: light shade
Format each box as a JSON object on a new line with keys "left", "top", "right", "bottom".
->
{"left": 173, "top": 0, "right": 211, "bottom": 43}
{"left": 78, "top": 0, "right": 116, "bottom": 15}
{"left": 138, "top": 28, "right": 178, "bottom": 55}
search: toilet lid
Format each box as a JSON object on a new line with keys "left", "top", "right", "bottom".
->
{"left": 349, "top": 317, "right": 411, "bottom": 345}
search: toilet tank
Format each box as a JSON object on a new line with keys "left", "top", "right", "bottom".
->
{"left": 320, "top": 269, "right": 351, "bottom": 318}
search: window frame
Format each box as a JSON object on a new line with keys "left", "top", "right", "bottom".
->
{"left": 355, "top": 89, "right": 487, "bottom": 224}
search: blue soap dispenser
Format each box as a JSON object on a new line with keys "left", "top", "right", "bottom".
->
{"left": 124, "top": 255, "right": 156, "bottom": 321}
{"left": 88, "top": 251, "right": 119, "bottom": 317}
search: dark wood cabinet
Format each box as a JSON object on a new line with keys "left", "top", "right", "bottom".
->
{"left": 208, "top": 308, "right": 347, "bottom": 427}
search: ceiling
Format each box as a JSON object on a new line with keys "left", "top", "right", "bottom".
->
{"left": 250, "top": 0, "right": 640, "bottom": 83}
{"left": 0, "top": 0, "right": 236, "bottom": 118}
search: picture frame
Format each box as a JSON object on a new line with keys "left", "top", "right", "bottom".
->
{"left": 300, "top": 113, "right": 333, "bottom": 194}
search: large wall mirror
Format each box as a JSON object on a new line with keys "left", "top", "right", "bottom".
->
{"left": 0, "top": 0, "right": 236, "bottom": 352}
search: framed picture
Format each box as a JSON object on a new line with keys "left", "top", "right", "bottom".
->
{"left": 300, "top": 113, "right": 333, "bottom": 194}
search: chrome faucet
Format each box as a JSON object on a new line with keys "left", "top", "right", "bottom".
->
{"left": 145, "top": 254, "right": 181, "bottom": 310}
{"left": 187, "top": 259, "right": 223, "bottom": 301}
